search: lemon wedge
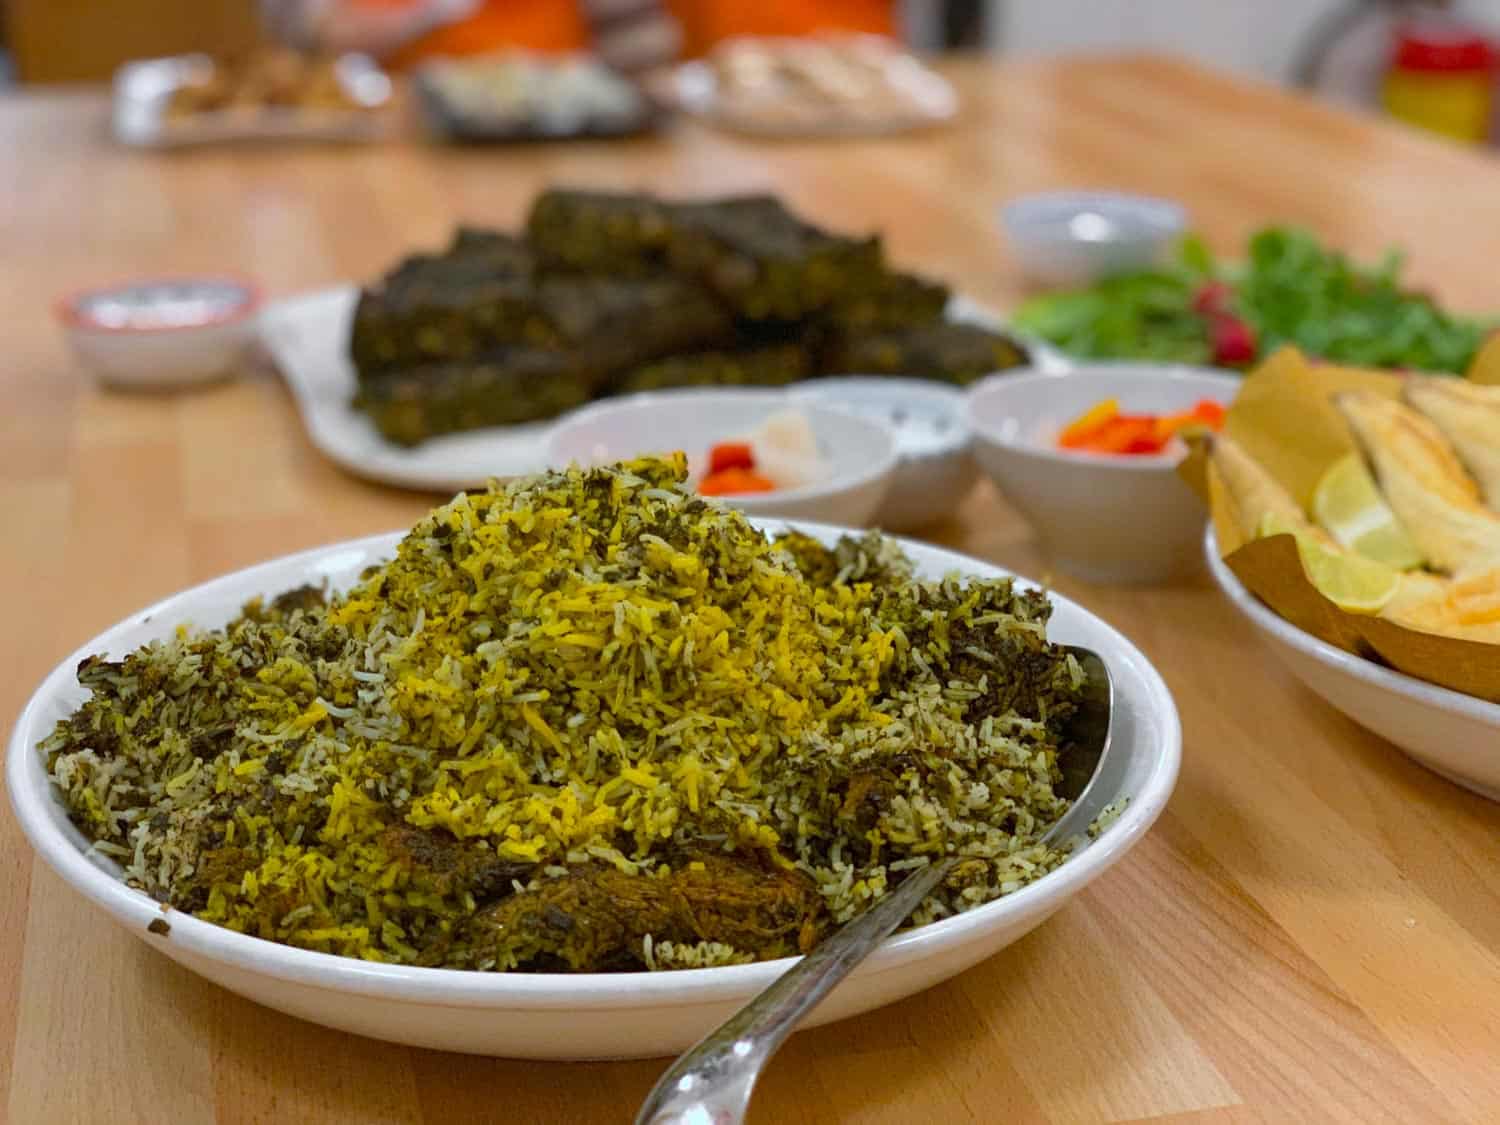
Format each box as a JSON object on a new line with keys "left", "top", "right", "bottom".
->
{"left": 1312, "top": 453, "right": 1424, "bottom": 570}
{"left": 1258, "top": 511, "right": 1400, "bottom": 614}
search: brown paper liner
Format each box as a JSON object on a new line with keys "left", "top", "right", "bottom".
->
{"left": 1354, "top": 617, "right": 1500, "bottom": 704}
{"left": 1465, "top": 332, "right": 1500, "bottom": 386}
{"left": 1180, "top": 346, "right": 1500, "bottom": 703}
{"left": 1221, "top": 347, "right": 1402, "bottom": 507}
{"left": 1224, "top": 534, "right": 1370, "bottom": 655}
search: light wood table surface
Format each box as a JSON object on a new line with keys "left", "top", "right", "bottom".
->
{"left": 4, "top": 55, "right": 1500, "bottom": 1125}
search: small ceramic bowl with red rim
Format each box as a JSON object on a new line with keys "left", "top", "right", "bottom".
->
{"left": 57, "top": 276, "right": 262, "bottom": 389}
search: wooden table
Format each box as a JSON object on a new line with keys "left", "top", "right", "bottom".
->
{"left": 4, "top": 55, "right": 1500, "bottom": 1124}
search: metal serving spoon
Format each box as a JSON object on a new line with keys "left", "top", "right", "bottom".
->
{"left": 635, "top": 646, "right": 1115, "bottom": 1125}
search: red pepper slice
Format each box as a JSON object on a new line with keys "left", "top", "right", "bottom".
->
{"left": 1058, "top": 398, "right": 1120, "bottom": 448}
{"left": 1087, "top": 416, "right": 1167, "bottom": 455}
{"left": 708, "top": 441, "right": 755, "bottom": 474}
{"left": 1060, "top": 397, "right": 1224, "bottom": 456}
{"left": 1191, "top": 399, "right": 1227, "bottom": 428}
{"left": 699, "top": 467, "right": 776, "bottom": 496}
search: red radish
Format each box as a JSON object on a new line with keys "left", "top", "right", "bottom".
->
{"left": 1211, "top": 314, "right": 1256, "bottom": 366}
{"left": 1192, "top": 281, "right": 1232, "bottom": 316}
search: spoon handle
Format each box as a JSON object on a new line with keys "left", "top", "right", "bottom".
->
{"left": 635, "top": 858, "right": 954, "bottom": 1125}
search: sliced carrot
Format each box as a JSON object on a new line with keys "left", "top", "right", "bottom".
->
{"left": 1156, "top": 399, "right": 1228, "bottom": 441}
{"left": 1191, "top": 399, "right": 1227, "bottom": 427}
{"left": 1152, "top": 413, "right": 1188, "bottom": 443}
{"left": 1087, "top": 416, "right": 1167, "bottom": 454}
{"left": 1057, "top": 398, "right": 1120, "bottom": 448}
{"left": 1060, "top": 397, "right": 1223, "bottom": 455}
{"left": 699, "top": 467, "right": 777, "bottom": 496}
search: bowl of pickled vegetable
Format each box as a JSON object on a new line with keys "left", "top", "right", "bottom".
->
{"left": 967, "top": 365, "right": 1238, "bottom": 583}
{"left": 545, "top": 388, "right": 899, "bottom": 526}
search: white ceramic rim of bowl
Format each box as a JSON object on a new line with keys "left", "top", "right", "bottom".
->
{"left": 9, "top": 521, "right": 1179, "bottom": 1012}
{"left": 1000, "top": 191, "right": 1187, "bottom": 242}
{"left": 790, "top": 375, "right": 968, "bottom": 406}
{"left": 57, "top": 276, "right": 263, "bottom": 335}
{"left": 544, "top": 387, "right": 901, "bottom": 508}
{"left": 786, "top": 379, "right": 972, "bottom": 459}
{"left": 1203, "top": 524, "right": 1500, "bottom": 726}
{"left": 965, "top": 364, "right": 1242, "bottom": 474}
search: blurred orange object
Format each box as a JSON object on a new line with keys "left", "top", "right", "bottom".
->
{"left": 1057, "top": 398, "right": 1119, "bottom": 448}
{"left": 668, "top": 0, "right": 895, "bottom": 56}
{"left": 364, "top": 0, "right": 896, "bottom": 69}
{"left": 699, "top": 466, "right": 777, "bottom": 495}
{"left": 1057, "top": 398, "right": 1225, "bottom": 456}
{"left": 377, "top": 0, "right": 590, "bottom": 68}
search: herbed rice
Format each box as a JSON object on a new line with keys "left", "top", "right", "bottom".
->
{"left": 41, "top": 455, "right": 1084, "bottom": 972}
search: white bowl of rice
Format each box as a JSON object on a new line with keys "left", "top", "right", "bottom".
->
{"left": 8, "top": 519, "right": 1179, "bottom": 1060}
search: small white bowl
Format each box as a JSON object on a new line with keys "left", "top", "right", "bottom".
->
{"left": 1205, "top": 527, "right": 1500, "bottom": 801}
{"left": 790, "top": 377, "right": 978, "bottom": 531}
{"left": 8, "top": 522, "right": 1180, "bottom": 1058}
{"left": 58, "top": 276, "right": 261, "bottom": 390}
{"left": 1001, "top": 192, "right": 1186, "bottom": 288}
{"left": 546, "top": 389, "right": 898, "bottom": 527}
{"left": 967, "top": 364, "right": 1240, "bottom": 584}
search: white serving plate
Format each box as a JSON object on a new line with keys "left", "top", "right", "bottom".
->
{"left": 9, "top": 520, "right": 1179, "bottom": 1059}
{"left": 1205, "top": 526, "right": 1500, "bottom": 801}
{"left": 112, "top": 54, "right": 392, "bottom": 149}
{"left": 259, "top": 286, "right": 552, "bottom": 490}
{"left": 662, "top": 41, "right": 958, "bottom": 138}
{"left": 259, "top": 285, "right": 1069, "bottom": 494}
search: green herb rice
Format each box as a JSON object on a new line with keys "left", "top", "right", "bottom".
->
{"left": 42, "top": 457, "right": 1082, "bottom": 972}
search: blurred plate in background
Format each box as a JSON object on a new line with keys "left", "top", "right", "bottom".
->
{"left": 659, "top": 35, "right": 958, "bottom": 137}
{"left": 113, "top": 51, "right": 392, "bottom": 148}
